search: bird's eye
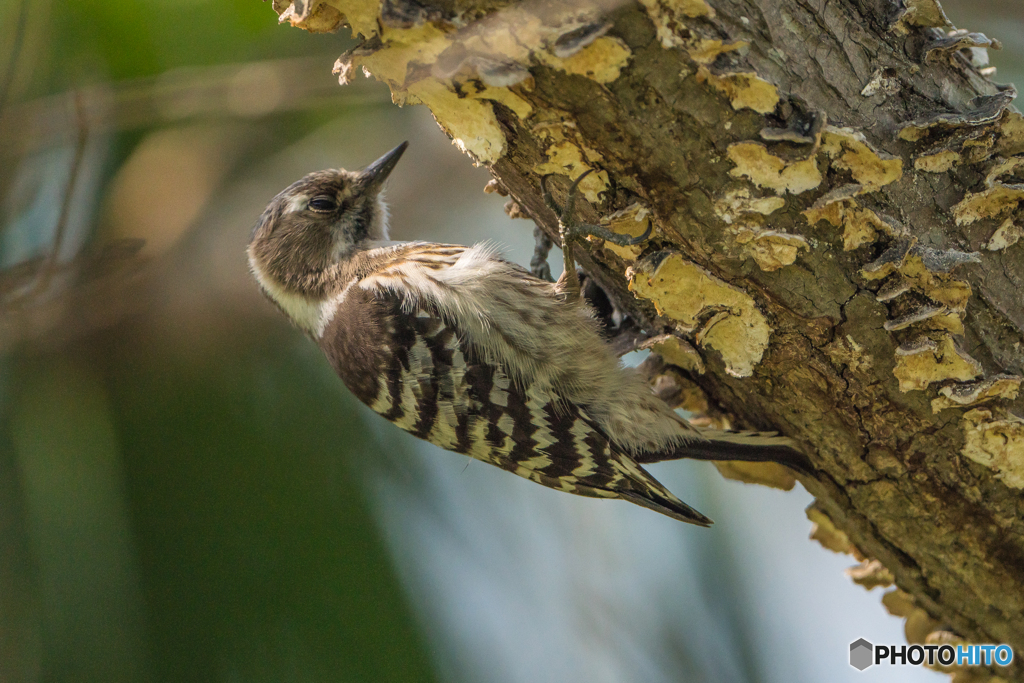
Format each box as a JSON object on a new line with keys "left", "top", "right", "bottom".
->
{"left": 308, "top": 195, "right": 338, "bottom": 213}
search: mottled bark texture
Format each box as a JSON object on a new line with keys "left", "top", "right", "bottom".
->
{"left": 274, "top": 0, "right": 1024, "bottom": 676}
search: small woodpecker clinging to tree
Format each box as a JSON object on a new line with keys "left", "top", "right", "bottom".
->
{"left": 247, "top": 142, "right": 810, "bottom": 525}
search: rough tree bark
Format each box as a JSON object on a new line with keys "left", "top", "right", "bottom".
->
{"left": 273, "top": 0, "right": 1024, "bottom": 677}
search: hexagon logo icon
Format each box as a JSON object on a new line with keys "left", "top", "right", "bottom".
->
{"left": 850, "top": 638, "right": 874, "bottom": 671}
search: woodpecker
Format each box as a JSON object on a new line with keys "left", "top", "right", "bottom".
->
{"left": 248, "top": 142, "right": 809, "bottom": 526}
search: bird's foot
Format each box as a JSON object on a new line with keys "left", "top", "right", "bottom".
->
{"left": 540, "top": 169, "right": 652, "bottom": 249}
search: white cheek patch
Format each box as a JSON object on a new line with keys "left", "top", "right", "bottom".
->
{"left": 284, "top": 194, "right": 309, "bottom": 214}
{"left": 248, "top": 249, "right": 323, "bottom": 335}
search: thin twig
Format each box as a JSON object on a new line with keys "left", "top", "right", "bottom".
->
{"left": 35, "top": 91, "right": 89, "bottom": 296}
{"left": 0, "top": 55, "right": 388, "bottom": 162}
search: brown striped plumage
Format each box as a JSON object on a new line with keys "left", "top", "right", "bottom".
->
{"left": 318, "top": 251, "right": 709, "bottom": 524}
{"left": 248, "top": 143, "right": 809, "bottom": 526}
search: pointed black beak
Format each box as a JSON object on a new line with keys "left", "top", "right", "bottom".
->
{"left": 358, "top": 142, "right": 408, "bottom": 194}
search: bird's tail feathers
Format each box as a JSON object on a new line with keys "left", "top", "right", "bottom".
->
{"left": 614, "top": 458, "right": 714, "bottom": 526}
{"left": 634, "top": 428, "right": 814, "bottom": 476}
{"left": 618, "top": 489, "right": 713, "bottom": 527}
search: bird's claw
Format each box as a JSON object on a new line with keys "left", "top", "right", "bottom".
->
{"left": 540, "top": 169, "right": 651, "bottom": 248}
{"left": 576, "top": 219, "right": 653, "bottom": 247}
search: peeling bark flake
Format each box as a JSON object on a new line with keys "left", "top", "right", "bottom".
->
{"left": 931, "top": 375, "right": 1022, "bottom": 412}
{"left": 898, "top": 90, "right": 1016, "bottom": 142}
{"left": 891, "top": 0, "right": 952, "bottom": 34}
{"left": 924, "top": 31, "right": 1001, "bottom": 66}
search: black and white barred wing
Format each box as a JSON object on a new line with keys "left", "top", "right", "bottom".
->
{"left": 352, "top": 243, "right": 706, "bottom": 454}
{"left": 318, "top": 247, "right": 712, "bottom": 525}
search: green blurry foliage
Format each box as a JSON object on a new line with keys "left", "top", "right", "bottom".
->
{"left": 4, "top": 319, "right": 439, "bottom": 682}
{"left": 0, "top": 1, "right": 441, "bottom": 681}
{"left": 107, "top": 323, "right": 436, "bottom": 682}
{"left": 43, "top": 0, "right": 342, "bottom": 92}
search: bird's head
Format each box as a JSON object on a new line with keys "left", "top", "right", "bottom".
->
{"left": 248, "top": 142, "right": 407, "bottom": 300}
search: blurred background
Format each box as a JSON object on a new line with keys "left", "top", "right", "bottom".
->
{"left": 0, "top": 0, "right": 1018, "bottom": 681}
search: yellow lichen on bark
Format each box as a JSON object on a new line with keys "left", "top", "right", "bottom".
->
{"left": 539, "top": 37, "right": 632, "bottom": 83}
{"left": 846, "top": 560, "right": 895, "bottom": 590}
{"left": 648, "top": 334, "right": 705, "bottom": 374}
{"left": 731, "top": 221, "right": 809, "bottom": 271}
{"left": 401, "top": 79, "right": 516, "bottom": 163}
{"left": 822, "top": 127, "right": 903, "bottom": 189}
{"left": 598, "top": 203, "right": 652, "bottom": 261}
{"left": 696, "top": 67, "right": 780, "bottom": 114}
{"left": 961, "top": 409, "right": 1024, "bottom": 489}
{"left": 674, "top": 0, "right": 714, "bottom": 17}
{"left": 628, "top": 253, "right": 772, "bottom": 377}
{"left": 997, "top": 111, "right": 1024, "bottom": 156}
{"left": 349, "top": 24, "right": 452, "bottom": 85}
{"left": 714, "top": 188, "right": 786, "bottom": 224}
{"left": 898, "top": 254, "right": 974, "bottom": 312}
{"left": 893, "top": 336, "right": 983, "bottom": 392}
{"left": 638, "top": 0, "right": 714, "bottom": 49}
{"left": 532, "top": 141, "right": 609, "bottom": 203}
{"left": 727, "top": 142, "right": 822, "bottom": 195}
{"left": 953, "top": 185, "right": 1024, "bottom": 225}
{"left": 803, "top": 198, "right": 891, "bottom": 251}
{"left": 880, "top": 588, "right": 950, "bottom": 654}
{"left": 807, "top": 505, "right": 862, "bottom": 556}
{"left": 325, "top": 0, "right": 377, "bottom": 36}
{"left": 953, "top": 157, "right": 1024, "bottom": 225}
{"left": 713, "top": 461, "right": 796, "bottom": 490}
{"left": 985, "top": 218, "right": 1022, "bottom": 250}
{"left": 892, "top": 0, "right": 952, "bottom": 34}
{"left": 882, "top": 588, "right": 918, "bottom": 619}
{"left": 332, "top": 21, "right": 531, "bottom": 164}
{"left": 277, "top": 0, "right": 358, "bottom": 33}
{"left": 687, "top": 39, "right": 749, "bottom": 65}
{"left": 914, "top": 150, "right": 961, "bottom": 173}
{"left": 304, "top": 1, "right": 643, "bottom": 166}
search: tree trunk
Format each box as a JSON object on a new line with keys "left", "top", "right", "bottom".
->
{"left": 275, "top": 0, "right": 1024, "bottom": 676}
